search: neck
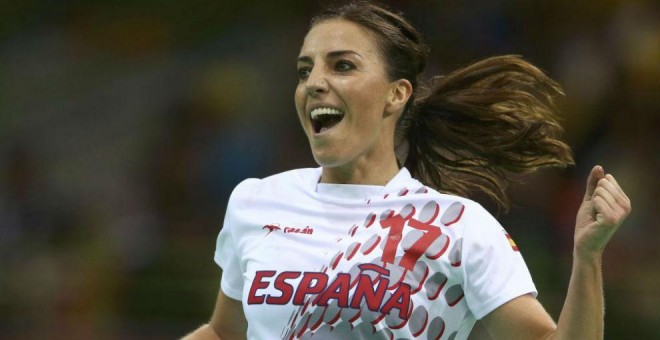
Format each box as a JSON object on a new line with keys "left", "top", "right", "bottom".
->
{"left": 320, "top": 153, "right": 400, "bottom": 186}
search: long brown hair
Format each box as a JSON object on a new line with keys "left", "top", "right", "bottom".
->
{"left": 312, "top": 1, "right": 574, "bottom": 210}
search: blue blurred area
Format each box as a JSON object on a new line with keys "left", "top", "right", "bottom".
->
{"left": 0, "top": 0, "right": 658, "bottom": 338}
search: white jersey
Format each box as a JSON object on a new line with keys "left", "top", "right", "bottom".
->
{"left": 215, "top": 167, "right": 536, "bottom": 340}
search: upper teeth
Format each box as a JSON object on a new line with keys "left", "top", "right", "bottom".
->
{"left": 310, "top": 107, "right": 344, "bottom": 119}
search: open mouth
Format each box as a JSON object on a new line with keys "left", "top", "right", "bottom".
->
{"left": 310, "top": 107, "right": 345, "bottom": 134}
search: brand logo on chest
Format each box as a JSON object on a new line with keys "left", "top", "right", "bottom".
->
{"left": 263, "top": 224, "right": 314, "bottom": 236}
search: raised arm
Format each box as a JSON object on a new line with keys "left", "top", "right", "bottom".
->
{"left": 482, "top": 165, "right": 631, "bottom": 339}
{"left": 182, "top": 288, "right": 248, "bottom": 340}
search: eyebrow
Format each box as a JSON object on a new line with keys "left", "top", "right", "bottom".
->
{"left": 297, "top": 50, "right": 363, "bottom": 63}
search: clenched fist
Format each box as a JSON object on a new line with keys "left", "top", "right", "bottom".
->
{"left": 574, "top": 165, "right": 632, "bottom": 257}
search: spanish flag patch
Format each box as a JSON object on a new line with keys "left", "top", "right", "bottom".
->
{"left": 504, "top": 231, "right": 519, "bottom": 251}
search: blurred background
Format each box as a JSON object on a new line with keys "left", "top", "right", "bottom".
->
{"left": 0, "top": 0, "right": 658, "bottom": 338}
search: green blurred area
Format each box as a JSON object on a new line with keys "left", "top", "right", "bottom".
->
{"left": 0, "top": 0, "right": 658, "bottom": 338}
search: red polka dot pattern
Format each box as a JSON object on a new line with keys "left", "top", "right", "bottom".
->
{"left": 284, "top": 196, "right": 468, "bottom": 339}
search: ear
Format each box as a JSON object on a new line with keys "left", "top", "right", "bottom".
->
{"left": 385, "top": 78, "right": 413, "bottom": 117}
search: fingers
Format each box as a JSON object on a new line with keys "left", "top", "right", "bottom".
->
{"left": 583, "top": 165, "right": 605, "bottom": 202}
{"left": 592, "top": 195, "right": 615, "bottom": 223}
{"left": 593, "top": 185, "right": 617, "bottom": 210}
{"left": 591, "top": 172, "right": 632, "bottom": 226}
{"left": 597, "top": 175, "right": 632, "bottom": 212}
{"left": 604, "top": 174, "right": 632, "bottom": 207}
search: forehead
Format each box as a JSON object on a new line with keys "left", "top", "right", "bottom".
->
{"left": 299, "top": 19, "right": 380, "bottom": 58}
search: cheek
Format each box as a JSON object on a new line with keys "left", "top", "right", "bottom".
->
{"left": 294, "top": 86, "right": 306, "bottom": 117}
{"left": 351, "top": 83, "right": 388, "bottom": 122}
{"left": 294, "top": 86, "right": 303, "bottom": 107}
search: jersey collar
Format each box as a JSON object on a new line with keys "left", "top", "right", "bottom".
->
{"left": 312, "top": 167, "right": 414, "bottom": 201}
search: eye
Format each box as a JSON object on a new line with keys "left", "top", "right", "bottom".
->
{"left": 297, "top": 66, "right": 311, "bottom": 80}
{"left": 335, "top": 60, "right": 355, "bottom": 72}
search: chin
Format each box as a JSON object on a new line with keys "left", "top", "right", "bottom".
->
{"left": 311, "top": 149, "right": 348, "bottom": 169}
{"left": 313, "top": 155, "right": 342, "bottom": 168}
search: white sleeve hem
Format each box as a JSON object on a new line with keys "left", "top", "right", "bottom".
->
{"left": 215, "top": 251, "right": 243, "bottom": 300}
{"left": 472, "top": 288, "right": 538, "bottom": 320}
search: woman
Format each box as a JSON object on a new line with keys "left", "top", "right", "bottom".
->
{"left": 184, "top": 1, "right": 631, "bottom": 339}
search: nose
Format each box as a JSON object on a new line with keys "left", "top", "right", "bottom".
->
{"left": 305, "top": 68, "right": 328, "bottom": 97}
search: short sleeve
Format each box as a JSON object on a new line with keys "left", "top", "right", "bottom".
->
{"left": 214, "top": 180, "right": 256, "bottom": 301}
{"left": 461, "top": 202, "right": 537, "bottom": 320}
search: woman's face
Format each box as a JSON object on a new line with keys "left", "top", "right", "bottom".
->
{"left": 295, "top": 19, "right": 405, "bottom": 170}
